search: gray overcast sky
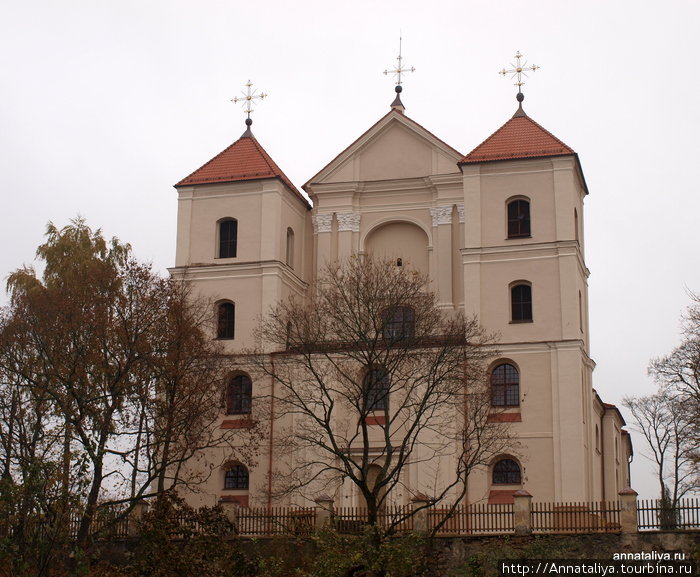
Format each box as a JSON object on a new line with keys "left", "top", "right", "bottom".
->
{"left": 1, "top": 0, "right": 698, "bottom": 498}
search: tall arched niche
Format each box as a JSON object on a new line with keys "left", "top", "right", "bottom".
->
{"left": 364, "top": 221, "right": 429, "bottom": 276}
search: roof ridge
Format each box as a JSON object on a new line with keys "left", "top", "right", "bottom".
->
{"left": 519, "top": 114, "right": 573, "bottom": 153}
{"left": 246, "top": 135, "right": 300, "bottom": 196}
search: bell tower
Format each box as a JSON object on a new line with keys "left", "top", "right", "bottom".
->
{"left": 459, "top": 59, "right": 595, "bottom": 500}
{"left": 172, "top": 83, "right": 311, "bottom": 353}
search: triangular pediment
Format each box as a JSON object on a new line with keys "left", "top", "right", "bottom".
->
{"left": 303, "top": 110, "right": 462, "bottom": 189}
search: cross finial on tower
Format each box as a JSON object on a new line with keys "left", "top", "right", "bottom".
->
{"left": 383, "top": 36, "right": 415, "bottom": 112}
{"left": 231, "top": 80, "right": 267, "bottom": 136}
{"left": 499, "top": 51, "right": 539, "bottom": 116}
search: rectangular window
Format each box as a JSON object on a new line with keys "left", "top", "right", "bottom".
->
{"left": 219, "top": 220, "right": 238, "bottom": 258}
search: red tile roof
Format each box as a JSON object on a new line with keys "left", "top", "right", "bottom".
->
{"left": 460, "top": 110, "right": 575, "bottom": 164}
{"left": 176, "top": 134, "right": 310, "bottom": 209}
{"left": 488, "top": 490, "right": 517, "bottom": 505}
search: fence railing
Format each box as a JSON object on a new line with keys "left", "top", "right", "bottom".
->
{"left": 334, "top": 505, "right": 414, "bottom": 534}
{"left": 5, "top": 494, "right": 699, "bottom": 540}
{"left": 237, "top": 506, "right": 314, "bottom": 536}
{"left": 429, "top": 503, "right": 513, "bottom": 535}
{"left": 637, "top": 498, "right": 700, "bottom": 531}
{"left": 531, "top": 501, "right": 620, "bottom": 533}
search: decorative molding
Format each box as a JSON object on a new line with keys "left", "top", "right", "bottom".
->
{"left": 430, "top": 205, "right": 453, "bottom": 227}
{"left": 457, "top": 204, "right": 465, "bottom": 224}
{"left": 312, "top": 213, "right": 333, "bottom": 234}
{"left": 336, "top": 212, "right": 361, "bottom": 233}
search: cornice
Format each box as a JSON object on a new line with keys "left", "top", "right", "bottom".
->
{"left": 168, "top": 260, "right": 309, "bottom": 291}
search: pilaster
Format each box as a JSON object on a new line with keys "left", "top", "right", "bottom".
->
{"left": 337, "top": 212, "right": 360, "bottom": 258}
{"left": 431, "top": 205, "right": 454, "bottom": 307}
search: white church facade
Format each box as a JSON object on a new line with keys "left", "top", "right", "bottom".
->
{"left": 171, "top": 83, "right": 632, "bottom": 510}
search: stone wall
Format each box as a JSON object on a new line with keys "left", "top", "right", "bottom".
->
{"left": 430, "top": 531, "right": 699, "bottom": 576}
{"left": 100, "top": 530, "right": 700, "bottom": 576}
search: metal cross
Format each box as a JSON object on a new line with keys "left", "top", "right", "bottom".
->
{"left": 231, "top": 80, "right": 267, "bottom": 119}
{"left": 383, "top": 36, "right": 415, "bottom": 86}
{"left": 499, "top": 51, "right": 539, "bottom": 90}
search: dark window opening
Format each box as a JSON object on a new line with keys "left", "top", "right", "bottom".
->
{"left": 493, "top": 459, "right": 521, "bottom": 484}
{"left": 507, "top": 200, "right": 531, "bottom": 238}
{"left": 286, "top": 227, "right": 294, "bottom": 268}
{"left": 511, "top": 284, "right": 532, "bottom": 322}
{"left": 224, "top": 464, "right": 249, "bottom": 489}
{"left": 226, "top": 374, "right": 252, "bottom": 414}
{"left": 217, "top": 302, "right": 235, "bottom": 339}
{"left": 219, "top": 219, "right": 238, "bottom": 258}
{"left": 382, "top": 306, "right": 415, "bottom": 341}
{"left": 491, "top": 363, "right": 520, "bottom": 407}
{"left": 364, "top": 368, "right": 389, "bottom": 412}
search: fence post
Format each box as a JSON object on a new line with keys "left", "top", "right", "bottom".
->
{"left": 411, "top": 493, "right": 431, "bottom": 534}
{"left": 512, "top": 490, "right": 533, "bottom": 535}
{"left": 618, "top": 487, "right": 638, "bottom": 533}
{"left": 314, "top": 495, "right": 334, "bottom": 529}
{"left": 219, "top": 499, "right": 240, "bottom": 532}
{"left": 127, "top": 500, "right": 149, "bottom": 537}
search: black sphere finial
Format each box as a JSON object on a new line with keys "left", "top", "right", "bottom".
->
{"left": 516, "top": 92, "right": 524, "bottom": 103}
{"left": 395, "top": 85, "right": 403, "bottom": 94}
{"left": 245, "top": 117, "right": 253, "bottom": 126}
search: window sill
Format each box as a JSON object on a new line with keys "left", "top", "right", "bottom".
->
{"left": 505, "top": 235, "right": 532, "bottom": 240}
{"left": 363, "top": 414, "right": 386, "bottom": 426}
{"left": 488, "top": 489, "right": 519, "bottom": 504}
{"left": 219, "top": 494, "right": 249, "bottom": 507}
{"left": 488, "top": 413, "right": 522, "bottom": 423}
{"left": 220, "top": 419, "right": 255, "bottom": 429}
{"left": 509, "top": 320, "right": 533, "bottom": 324}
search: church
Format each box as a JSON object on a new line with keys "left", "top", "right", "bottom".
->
{"left": 170, "top": 58, "right": 632, "bottom": 510}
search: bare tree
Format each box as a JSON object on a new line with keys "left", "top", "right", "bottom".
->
{"left": 0, "top": 219, "right": 258, "bottom": 560}
{"left": 252, "top": 255, "right": 511, "bottom": 534}
{"left": 648, "top": 293, "right": 700, "bottom": 467}
{"left": 623, "top": 292, "right": 700, "bottom": 524}
{"left": 622, "top": 391, "right": 696, "bottom": 524}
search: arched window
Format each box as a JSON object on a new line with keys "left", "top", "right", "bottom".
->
{"left": 507, "top": 199, "right": 530, "bottom": 238}
{"left": 286, "top": 227, "right": 295, "bottom": 269}
{"left": 382, "top": 306, "right": 415, "bottom": 341}
{"left": 491, "top": 363, "right": 520, "bottom": 407}
{"left": 224, "top": 464, "right": 249, "bottom": 490}
{"left": 364, "top": 367, "right": 389, "bottom": 412}
{"left": 226, "top": 374, "right": 252, "bottom": 414}
{"left": 492, "top": 458, "right": 521, "bottom": 485}
{"left": 219, "top": 218, "right": 238, "bottom": 258}
{"left": 511, "top": 283, "right": 532, "bottom": 322}
{"left": 217, "top": 302, "right": 235, "bottom": 339}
